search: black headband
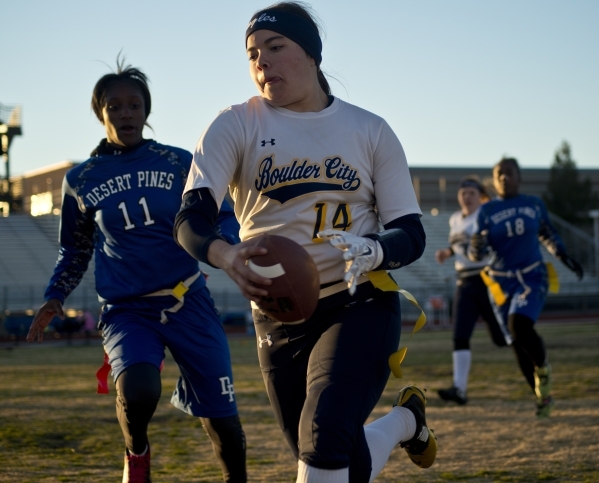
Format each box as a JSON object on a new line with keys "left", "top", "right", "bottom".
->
{"left": 459, "top": 179, "right": 484, "bottom": 192}
{"left": 246, "top": 10, "right": 322, "bottom": 66}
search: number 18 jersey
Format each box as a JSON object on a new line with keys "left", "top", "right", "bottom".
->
{"left": 475, "top": 194, "right": 565, "bottom": 272}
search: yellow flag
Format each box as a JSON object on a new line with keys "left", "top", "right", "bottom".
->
{"left": 480, "top": 269, "right": 507, "bottom": 306}
{"left": 367, "top": 271, "right": 427, "bottom": 378}
{"left": 546, "top": 262, "right": 560, "bottom": 294}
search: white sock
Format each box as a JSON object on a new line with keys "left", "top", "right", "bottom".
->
{"left": 296, "top": 460, "right": 348, "bottom": 483}
{"left": 364, "top": 406, "right": 416, "bottom": 483}
{"left": 453, "top": 349, "right": 471, "bottom": 393}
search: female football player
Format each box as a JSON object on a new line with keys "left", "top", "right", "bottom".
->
{"left": 174, "top": 2, "right": 436, "bottom": 482}
{"left": 27, "top": 58, "right": 247, "bottom": 483}
{"left": 469, "top": 157, "right": 583, "bottom": 418}
{"left": 435, "top": 176, "right": 511, "bottom": 405}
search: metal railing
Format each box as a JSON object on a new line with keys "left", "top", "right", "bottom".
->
{"left": 549, "top": 213, "right": 597, "bottom": 277}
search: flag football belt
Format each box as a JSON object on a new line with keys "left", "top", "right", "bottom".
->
{"left": 480, "top": 261, "right": 559, "bottom": 307}
{"left": 456, "top": 267, "right": 486, "bottom": 279}
{"left": 319, "top": 274, "right": 370, "bottom": 298}
{"left": 366, "top": 270, "right": 427, "bottom": 379}
{"left": 142, "top": 271, "right": 202, "bottom": 323}
{"left": 249, "top": 274, "right": 371, "bottom": 310}
{"left": 94, "top": 273, "right": 202, "bottom": 394}
{"left": 311, "top": 271, "right": 426, "bottom": 378}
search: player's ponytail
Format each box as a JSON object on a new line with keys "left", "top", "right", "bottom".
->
{"left": 317, "top": 68, "right": 332, "bottom": 96}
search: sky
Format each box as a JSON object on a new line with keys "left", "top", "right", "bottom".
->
{"left": 2, "top": 0, "right": 598, "bottom": 177}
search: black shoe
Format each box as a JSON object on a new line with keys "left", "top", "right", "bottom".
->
{"left": 536, "top": 395, "right": 555, "bottom": 418}
{"left": 393, "top": 385, "right": 437, "bottom": 468}
{"left": 437, "top": 386, "right": 468, "bottom": 405}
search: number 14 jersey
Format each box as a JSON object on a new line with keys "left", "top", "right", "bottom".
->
{"left": 184, "top": 96, "right": 421, "bottom": 285}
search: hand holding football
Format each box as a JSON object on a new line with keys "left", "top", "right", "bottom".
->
{"left": 246, "top": 234, "right": 320, "bottom": 323}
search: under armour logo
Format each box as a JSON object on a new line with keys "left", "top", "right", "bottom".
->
{"left": 261, "top": 139, "right": 275, "bottom": 146}
{"left": 219, "top": 376, "right": 235, "bottom": 402}
{"left": 258, "top": 334, "right": 273, "bottom": 348}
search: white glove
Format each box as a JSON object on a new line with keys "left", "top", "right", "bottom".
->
{"left": 317, "top": 229, "right": 383, "bottom": 295}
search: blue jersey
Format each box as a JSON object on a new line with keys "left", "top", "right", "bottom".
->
{"left": 45, "top": 140, "right": 239, "bottom": 304}
{"left": 472, "top": 194, "right": 566, "bottom": 272}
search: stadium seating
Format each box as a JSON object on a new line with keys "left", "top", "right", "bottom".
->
{"left": 0, "top": 214, "right": 97, "bottom": 313}
{"left": 0, "top": 212, "right": 596, "bottom": 324}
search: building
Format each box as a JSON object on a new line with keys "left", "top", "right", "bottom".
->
{"left": 8, "top": 161, "right": 79, "bottom": 216}
{"left": 7, "top": 163, "right": 598, "bottom": 216}
{"left": 410, "top": 166, "right": 599, "bottom": 214}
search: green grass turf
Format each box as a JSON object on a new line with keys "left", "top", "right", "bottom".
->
{"left": 0, "top": 320, "right": 597, "bottom": 482}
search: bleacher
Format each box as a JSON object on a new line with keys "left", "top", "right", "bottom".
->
{"left": 1, "top": 212, "right": 597, "bottom": 325}
{"left": 0, "top": 213, "right": 249, "bottom": 316}
{"left": 415, "top": 212, "right": 596, "bottom": 295}
{"left": 416, "top": 211, "right": 599, "bottom": 323}
{"left": 0, "top": 214, "right": 97, "bottom": 312}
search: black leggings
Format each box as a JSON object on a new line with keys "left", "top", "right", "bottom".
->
{"left": 116, "top": 363, "right": 246, "bottom": 482}
{"left": 116, "top": 363, "right": 161, "bottom": 455}
{"left": 452, "top": 274, "right": 509, "bottom": 351}
{"left": 254, "top": 285, "right": 401, "bottom": 483}
{"left": 508, "top": 313, "right": 546, "bottom": 391}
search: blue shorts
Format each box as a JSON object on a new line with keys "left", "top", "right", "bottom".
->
{"left": 99, "top": 286, "right": 238, "bottom": 418}
{"left": 493, "top": 264, "right": 548, "bottom": 326}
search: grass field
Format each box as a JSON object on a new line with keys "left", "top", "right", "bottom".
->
{"left": 1, "top": 320, "right": 598, "bottom": 482}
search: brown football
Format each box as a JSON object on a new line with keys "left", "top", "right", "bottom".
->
{"left": 247, "top": 234, "right": 320, "bottom": 323}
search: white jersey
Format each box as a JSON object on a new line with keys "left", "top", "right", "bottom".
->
{"left": 448, "top": 208, "right": 490, "bottom": 274}
{"left": 184, "top": 96, "right": 421, "bottom": 285}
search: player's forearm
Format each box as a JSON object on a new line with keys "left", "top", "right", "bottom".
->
{"left": 175, "top": 217, "right": 226, "bottom": 267}
{"left": 206, "top": 239, "right": 236, "bottom": 270}
{"left": 467, "top": 231, "right": 489, "bottom": 262}
{"left": 538, "top": 219, "right": 566, "bottom": 257}
{"left": 45, "top": 204, "right": 95, "bottom": 302}
{"left": 174, "top": 188, "right": 228, "bottom": 267}
{"left": 375, "top": 213, "right": 426, "bottom": 269}
{"left": 215, "top": 200, "right": 241, "bottom": 245}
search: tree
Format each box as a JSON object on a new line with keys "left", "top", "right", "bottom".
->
{"left": 542, "top": 141, "right": 598, "bottom": 226}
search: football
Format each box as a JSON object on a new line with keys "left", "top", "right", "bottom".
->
{"left": 247, "top": 234, "right": 320, "bottom": 323}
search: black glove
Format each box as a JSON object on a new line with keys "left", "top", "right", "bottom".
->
{"left": 468, "top": 230, "right": 488, "bottom": 261}
{"left": 559, "top": 254, "right": 584, "bottom": 281}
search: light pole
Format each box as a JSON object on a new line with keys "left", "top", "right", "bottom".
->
{"left": 589, "top": 209, "right": 599, "bottom": 277}
{"left": 0, "top": 104, "right": 23, "bottom": 213}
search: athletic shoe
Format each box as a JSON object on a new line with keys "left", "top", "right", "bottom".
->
{"left": 534, "top": 364, "right": 552, "bottom": 403}
{"left": 437, "top": 386, "right": 468, "bottom": 405}
{"left": 394, "top": 385, "right": 437, "bottom": 469}
{"left": 536, "top": 395, "right": 555, "bottom": 419}
{"left": 123, "top": 446, "right": 151, "bottom": 483}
